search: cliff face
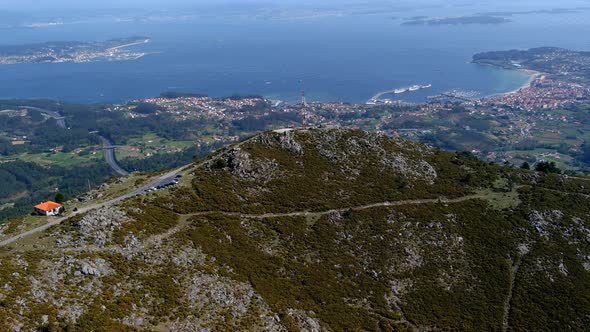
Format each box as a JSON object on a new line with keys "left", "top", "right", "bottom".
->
{"left": 1, "top": 129, "right": 589, "bottom": 331}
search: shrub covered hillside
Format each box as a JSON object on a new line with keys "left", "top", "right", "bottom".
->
{"left": 1, "top": 129, "right": 590, "bottom": 331}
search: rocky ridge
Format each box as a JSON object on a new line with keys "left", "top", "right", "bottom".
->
{"left": 0, "top": 129, "right": 589, "bottom": 331}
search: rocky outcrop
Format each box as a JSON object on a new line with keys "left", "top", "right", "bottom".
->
{"left": 286, "top": 309, "right": 324, "bottom": 332}
{"left": 61, "top": 207, "right": 130, "bottom": 248}
{"left": 307, "top": 129, "right": 437, "bottom": 182}
{"left": 170, "top": 273, "right": 284, "bottom": 331}
{"left": 208, "top": 147, "right": 280, "bottom": 182}
{"left": 78, "top": 258, "right": 113, "bottom": 277}
{"left": 528, "top": 210, "right": 564, "bottom": 238}
{"left": 260, "top": 130, "right": 304, "bottom": 155}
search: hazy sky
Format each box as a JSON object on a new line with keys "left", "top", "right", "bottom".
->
{"left": 1, "top": 0, "right": 588, "bottom": 11}
{"left": 1, "top": 0, "right": 189, "bottom": 9}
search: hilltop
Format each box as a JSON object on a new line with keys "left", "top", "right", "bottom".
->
{"left": 0, "top": 129, "right": 589, "bottom": 331}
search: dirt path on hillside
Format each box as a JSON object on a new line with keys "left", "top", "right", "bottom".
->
{"left": 0, "top": 137, "right": 258, "bottom": 248}
{"left": 182, "top": 194, "right": 483, "bottom": 220}
{"left": 1, "top": 191, "right": 483, "bottom": 248}
{"left": 502, "top": 250, "right": 528, "bottom": 332}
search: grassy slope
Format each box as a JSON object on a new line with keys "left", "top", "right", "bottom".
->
{"left": 0, "top": 129, "right": 589, "bottom": 331}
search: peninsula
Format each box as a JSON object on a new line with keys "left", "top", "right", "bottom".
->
{"left": 402, "top": 15, "right": 510, "bottom": 26}
{"left": 0, "top": 36, "right": 150, "bottom": 65}
{"left": 473, "top": 47, "right": 590, "bottom": 84}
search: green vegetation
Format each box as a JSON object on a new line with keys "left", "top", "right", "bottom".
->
{"left": 535, "top": 160, "right": 562, "bottom": 174}
{"left": 4, "top": 82, "right": 590, "bottom": 222}
{"left": 0, "top": 97, "right": 253, "bottom": 221}
{"left": 54, "top": 192, "right": 65, "bottom": 204}
{"left": 1, "top": 129, "right": 590, "bottom": 330}
{"left": 174, "top": 130, "right": 590, "bottom": 330}
{"left": 178, "top": 131, "right": 501, "bottom": 216}
{"left": 0, "top": 160, "right": 112, "bottom": 220}
{"left": 113, "top": 203, "right": 179, "bottom": 244}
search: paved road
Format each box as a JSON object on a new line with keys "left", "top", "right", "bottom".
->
{"left": 21, "top": 105, "right": 129, "bottom": 177}
{"left": 0, "top": 166, "right": 186, "bottom": 248}
{"left": 99, "top": 136, "right": 130, "bottom": 176}
{"left": 21, "top": 106, "right": 66, "bottom": 129}
{"left": 0, "top": 135, "right": 249, "bottom": 247}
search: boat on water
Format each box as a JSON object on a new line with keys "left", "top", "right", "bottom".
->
{"left": 366, "top": 83, "right": 433, "bottom": 104}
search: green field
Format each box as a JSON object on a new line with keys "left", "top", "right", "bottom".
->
{"left": 0, "top": 148, "right": 103, "bottom": 167}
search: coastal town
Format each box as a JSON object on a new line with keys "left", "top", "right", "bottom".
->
{"left": 475, "top": 77, "right": 589, "bottom": 111}
{"left": 130, "top": 95, "right": 262, "bottom": 121}
{"left": 109, "top": 54, "right": 590, "bottom": 171}
{"left": 4, "top": 45, "right": 590, "bottom": 176}
{"left": 0, "top": 37, "right": 150, "bottom": 65}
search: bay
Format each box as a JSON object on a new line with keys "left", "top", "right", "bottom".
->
{"left": 0, "top": 10, "right": 588, "bottom": 104}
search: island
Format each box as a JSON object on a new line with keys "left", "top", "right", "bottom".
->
{"left": 402, "top": 15, "right": 510, "bottom": 26}
{"left": 0, "top": 36, "right": 151, "bottom": 65}
{"left": 481, "top": 7, "right": 587, "bottom": 17}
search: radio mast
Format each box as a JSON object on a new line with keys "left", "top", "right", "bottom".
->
{"left": 299, "top": 80, "right": 307, "bottom": 106}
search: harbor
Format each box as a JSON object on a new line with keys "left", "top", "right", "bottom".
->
{"left": 426, "top": 89, "right": 481, "bottom": 103}
{"left": 367, "top": 84, "right": 432, "bottom": 105}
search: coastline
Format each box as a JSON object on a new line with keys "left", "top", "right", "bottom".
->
{"left": 470, "top": 61, "right": 545, "bottom": 99}
{"left": 500, "top": 69, "right": 544, "bottom": 96}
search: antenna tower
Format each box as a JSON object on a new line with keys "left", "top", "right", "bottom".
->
{"left": 299, "top": 80, "right": 307, "bottom": 106}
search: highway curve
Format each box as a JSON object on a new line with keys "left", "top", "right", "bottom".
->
{"left": 21, "top": 105, "right": 129, "bottom": 176}
{"left": 98, "top": 136, "right": 130, "bottom": 176}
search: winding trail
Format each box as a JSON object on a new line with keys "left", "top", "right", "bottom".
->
{"left": 0, "top": 190, "right": 482, "bottom": 248}
{"left": 502, "top": 255, "right": 524, "bottom": 332}
{"left": 183, "top": 194, "right": 483, "bottom": 220}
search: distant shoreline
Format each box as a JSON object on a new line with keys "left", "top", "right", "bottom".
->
{"left": 498, "top": 69, "right": 544, "bottom": 96}
{"left": 473, "top": 61, "right": 544, "bottom": 98}
{"left": 0, "top": 37, "right": 150, "bottom": 66}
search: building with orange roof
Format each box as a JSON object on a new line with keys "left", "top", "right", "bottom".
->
{"left": 34, "top": 201, "right": 63, "bottom": 216}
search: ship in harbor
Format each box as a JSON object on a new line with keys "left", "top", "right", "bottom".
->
{"left": 366, "top": 83, "right": 433, "bottom": 104}
{"left": 393, "top": 84, "right": 432, "bottom": 94}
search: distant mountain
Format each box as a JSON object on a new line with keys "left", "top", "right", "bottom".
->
{"left": 1, "top": 129, "right": 589, "bottom": 330}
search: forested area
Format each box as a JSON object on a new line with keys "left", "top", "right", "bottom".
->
{"left": 0, "top": 161, "right": 113, "bottom": 220}
{"left": 119, "top": 142, "right": 226, "bottom": 173}
{"left": 0, "top": 99, "right": 215, "bottom": 145}
{"left": 0, "top": 98, "right": 283, "bottom": 221}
